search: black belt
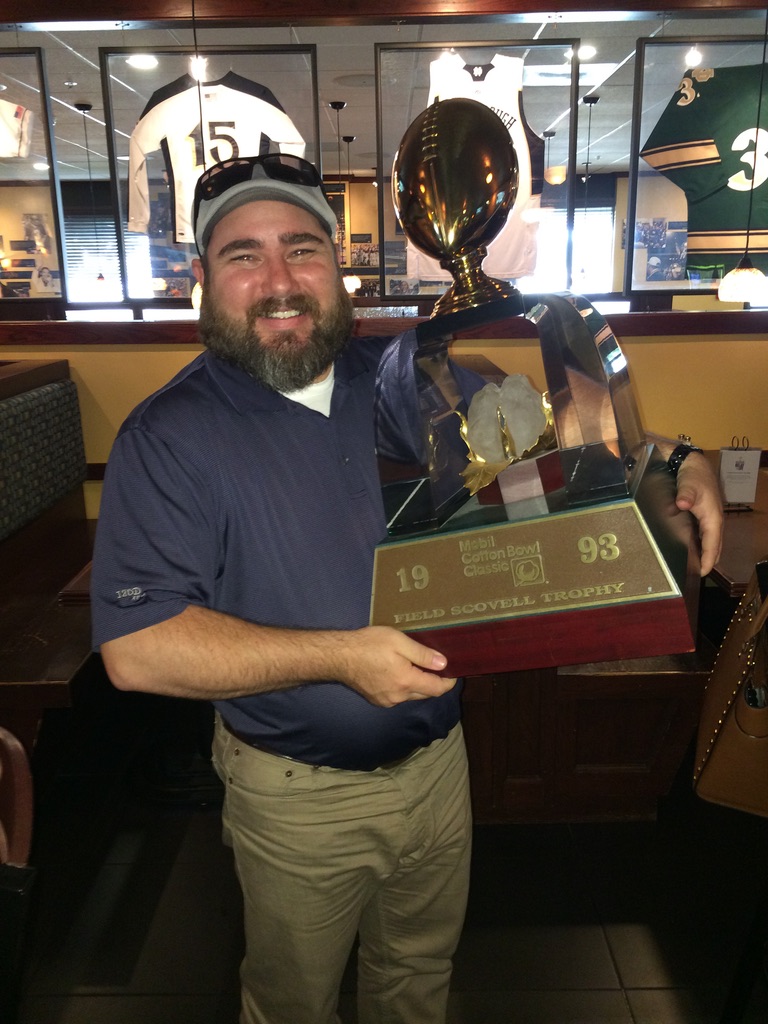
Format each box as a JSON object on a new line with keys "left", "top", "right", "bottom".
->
{"left": 220, "top": 717, "right": 418, "bottom": 772}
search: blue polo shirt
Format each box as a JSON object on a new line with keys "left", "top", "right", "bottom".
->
{"left": 90, "top": 335, "right": 462, "bottom": 770}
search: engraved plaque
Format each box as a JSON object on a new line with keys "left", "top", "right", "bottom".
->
{"left": 371, "top": 445, "right": 700, "bottom": 676}
{"left": 371, "top": 502, "right": 676, "bottom": 632}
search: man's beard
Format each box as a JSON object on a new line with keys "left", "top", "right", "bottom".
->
{"left": 198, "top": 287, "right": 354, "bottom": 392}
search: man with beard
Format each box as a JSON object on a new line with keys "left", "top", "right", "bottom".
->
{"left": 90, "top": 154, "right": 471, "bottom": 1024}
{"left": 91, "top": 154, "right": 723, "bottom": 1024}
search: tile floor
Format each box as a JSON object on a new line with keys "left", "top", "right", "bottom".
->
{"left": 15, "top": 672, "right": 768, "bottom": 1024}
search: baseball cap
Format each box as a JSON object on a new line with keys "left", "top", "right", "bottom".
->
{"left": 193, "top": 154, "right": 337, "bottom": 255}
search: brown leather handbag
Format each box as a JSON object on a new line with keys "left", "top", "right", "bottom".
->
{"left": 693, "top": 561, "right": 768, "bottom": 817}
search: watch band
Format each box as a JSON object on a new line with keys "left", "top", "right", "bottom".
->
{"left": 668, "top": 442, "right": 703, "bottom": 476}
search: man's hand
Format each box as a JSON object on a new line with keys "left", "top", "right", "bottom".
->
{"left": 335, "top": 626, "right": 458, "bottom": 707}
{"left": 674, "top": 452, "right": 724, "bottom": 576}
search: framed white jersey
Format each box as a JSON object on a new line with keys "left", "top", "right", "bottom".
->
{"left": 407, "top": 52, "right": 544, "bottom": 283}
{"left": 0, "top": 97, "right": 33, "bottom": 159}
{"left": 128, "top": 71, "right": 306, "bottom": 245}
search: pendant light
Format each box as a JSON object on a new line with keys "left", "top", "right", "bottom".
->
{"left": 343, "top": 133, "right": 356, "bottom": 222}
{"left": 543, "top": 130, "right": 566, "bottom": 186}
{"left": 328, "top": 101, "right": 347, "bottom": 266}
{"left": 343, "top": 135, "right": 356, "bottom": 179}
{"left": 718, "top": 8, "right": 768, "bottom": 304}
{"left": 189, "top": 0, "right": 204, "bottom": 316}
{"left": 582, "top": 95, "right": 599, "bottom": 190}
{"left": 685, "top": 45, "right": 703, "bottom": 68}
{"left": 342, "top": 134, "right": 358, "bottom": 281}
{"left": 189, "top": 0, "right": 207, "bottom": 82}
{"left": 75, "top": 101, "right": 104, "bottom": 282}
{"left": 575, "top": 96, "right": 599, "bottom": 285}
{"left": 329, "top": 101, "right": 346, "bottom": 182}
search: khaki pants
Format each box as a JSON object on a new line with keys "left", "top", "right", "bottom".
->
{"left": 212, "top": 718, "right": 472, "bottom": 1024}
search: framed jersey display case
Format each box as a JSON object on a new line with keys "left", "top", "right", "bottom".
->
{"left": 375, "top": 39, "right": 585, "bottom": 302}
{"left": 0, "top": 49, "right": 65, "bottom": 305}
{"left": 100, "top": 45, "right": 320, "bottom": 302}
{"left": 626, "top": 35, "right": 768, "bottom": 296}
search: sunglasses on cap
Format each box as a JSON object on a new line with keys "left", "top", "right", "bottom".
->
{"left": 193, "top": 154, "right": 327, "bottom": 229}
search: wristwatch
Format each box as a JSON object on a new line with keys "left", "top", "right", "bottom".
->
{"left": 667, "top": 436, "right": 703, "bottom": 476}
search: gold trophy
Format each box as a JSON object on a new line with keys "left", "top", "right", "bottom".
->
{"left": 371, "top": 96, "right": 700, "bottom": 676}
{"left": 392, "top": 97, "right": 523, "bottom": 320}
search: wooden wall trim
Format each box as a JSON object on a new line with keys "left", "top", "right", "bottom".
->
{"left": 1, "top": 310, "right": 768, "bottom": 346}
{"left": 4, "top": 0, "right": 766, "bottom": 26}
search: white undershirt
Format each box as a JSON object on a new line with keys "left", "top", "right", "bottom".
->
{"left": 280, "top": 365, "right": 335, "bottom": 416}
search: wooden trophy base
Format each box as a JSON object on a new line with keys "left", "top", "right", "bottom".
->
{"left": 370, "top": 448, "right": 701, "bottom": 677}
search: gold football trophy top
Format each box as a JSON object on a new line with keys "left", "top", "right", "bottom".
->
{"left": 392, "top": 96, "right": 520, "bottom": 318}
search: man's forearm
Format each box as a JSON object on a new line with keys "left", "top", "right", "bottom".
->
{"left": 100, "top": 603, "right": 457, "bottom": 707}
{"left": 101, "top": 604, "right": 352, "bottom": 699}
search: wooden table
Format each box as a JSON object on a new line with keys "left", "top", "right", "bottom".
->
{"left": 0, "top": 492, "right": 95, "bottom": 756}
{"left": 710, "top": 466, "right": 768, "bottom": 598}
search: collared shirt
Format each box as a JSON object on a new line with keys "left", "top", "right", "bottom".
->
{"left": 91, "top": 336, "right": 462, "bottom": 771}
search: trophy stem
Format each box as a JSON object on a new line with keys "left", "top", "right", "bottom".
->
{"left": 432, "top": 247, "right": 521, "bottom": 318}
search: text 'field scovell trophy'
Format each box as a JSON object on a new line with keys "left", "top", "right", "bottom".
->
{"left": 369, "top": 97, "right": 700, "bottom": 676}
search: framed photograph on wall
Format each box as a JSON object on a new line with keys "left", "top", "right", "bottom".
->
{"left": 625, "top": 34, "right": 768, "bottom": 294}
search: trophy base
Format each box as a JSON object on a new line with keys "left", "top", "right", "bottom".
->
{"left": 370, "top": 446, "right": 701, "bottom": 676}
{"left": 394, "top": 583, "right": 698, "bottom": 678}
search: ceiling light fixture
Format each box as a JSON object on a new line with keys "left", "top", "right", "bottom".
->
{"left": 189, "top": 0, "right": 208, "bottom": 84}
{"left": 718, "top": 7, "right": 768, "bottom": 304}
{"left": 565, "top": 45, "right": 597, "bottom": 62}
{"left": 328, "top": 102, "right": 347, "bottom": 263}
{"left": 126, "top": 54, "right": 159, "bottom": 70}
{"left": 576, "top": 95, "right": 599, "bottom": 285}
{"left": 75, "top": 101, "right": 103, "bottom": 280}
{"left": 685, "top": 46, "right": 703, "bottom": 68}
{"left": 582, "top": 95, "right": 599, "bottom": 185}
{"left": 329, "top": 100, "right": 346, "bottom": 182}
{"left": 189, "top": 0, "right": 209, "bottom": 179}
{"left": 343, "top": 135, "right": 356, "bottom": 178}
{"left": 343, "top": 136, "right": 357, "bottom": 266}
{"left": 189, "top": 54, "right": 208, "bottom": 81}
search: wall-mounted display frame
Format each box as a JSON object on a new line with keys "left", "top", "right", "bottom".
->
{"left": 375, "top": 39, "right": 583, "bottom": 302}
{"left": 99, "top": 45, "right": 320, "bottom": 303}
{"left": 626, "top": 35, "right": 768, "bottom": 295}
{"left": 2, "top": 9, "right": 767, "bottom": 324}
{"left": 0, "top": 48, "right": 65, "bottom": 304}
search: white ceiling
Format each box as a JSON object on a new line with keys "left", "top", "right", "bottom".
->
{"left": 0, "top": 10, "right": 765, "bottom": 186}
